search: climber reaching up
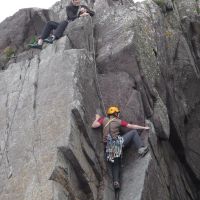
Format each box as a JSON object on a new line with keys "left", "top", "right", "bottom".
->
{"left": 91, "top": 106, "right": 150, "bottom": 190}
{"left": 28, "top": 0, "right": 95, "bottom": 49}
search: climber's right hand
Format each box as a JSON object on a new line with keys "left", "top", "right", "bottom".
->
{"left": 95, "top": 114, "right": 101, "bottom": 120}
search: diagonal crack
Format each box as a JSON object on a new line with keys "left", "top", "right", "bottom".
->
{"left": 0, "top": 59, "right": 31, "bottom": 167}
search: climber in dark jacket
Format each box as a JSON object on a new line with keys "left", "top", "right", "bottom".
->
{"left": 29, "top": 0, "right": 95, "bottom": 49}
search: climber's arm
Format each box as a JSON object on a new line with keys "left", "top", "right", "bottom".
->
{"left": 81, "top": 5, "right": 95, "bottom": 16}
{"left": 126, "top": 123, "right": 150, "bottom": 130}
{"left": 66, "top": 6, "right": 78, "bottom": 21}
{"left": 91, "top": 114, "right": 102, "bottom": 128}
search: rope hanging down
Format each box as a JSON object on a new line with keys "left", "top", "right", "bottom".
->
{"left": 90, "top": 17, "right": 106, "bottom": 115}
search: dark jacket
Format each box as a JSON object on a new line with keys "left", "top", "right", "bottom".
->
{"left": 66, "top": 3, "right": 95, "bottom": 21}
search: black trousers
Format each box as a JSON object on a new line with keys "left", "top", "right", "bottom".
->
{"left": 111, "top": 157, "right": 121, "bottom": 183}
{"left": 40, "top": 20, "right": 68, "bottom": 40}
{"left": 104, "top": 150, "right": 121, "bottom": 184}
{"left": 108, "top": 130, "right": 144, "bottom": 184}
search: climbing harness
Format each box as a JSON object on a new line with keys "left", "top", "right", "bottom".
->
{"left": 104, "top": 118, "right": 124, "bottom": 163}
{"left": 106, "top": 134, "right": 124, "bottom": 163}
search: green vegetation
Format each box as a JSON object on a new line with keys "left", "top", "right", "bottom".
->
{"left": 197, "top": 6, "right": 200, "bottom": 14}
{"left": 3, "top": 47, "right": 15, "bottom": 60}
{"left": 196, "top": 0, "right": 200, "bottom": 14}
{"left": 29, "top": 35, "right": 37, "bottom": 44}
{"left": 154, "top": 0, "right": 165, "bottom": 7}
{"left": 165, "top": 30, "right": 173, "bottom": 37}
{"left": 153, "top": 0, "right": 167, "bottom": 13}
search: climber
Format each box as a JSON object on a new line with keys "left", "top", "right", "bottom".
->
{"left": 28, "top": 0, "right": 95, "bottom": 49}
{"left": 91, "top": 106, "right": 150, "bottom": 189}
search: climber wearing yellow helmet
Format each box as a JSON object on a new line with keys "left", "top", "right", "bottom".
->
{"left": 91, "top": 106, "right": 150, "bottom": 189}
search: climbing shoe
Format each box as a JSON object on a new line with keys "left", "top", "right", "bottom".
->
{"left": 43, "top": 36, "right": 55, "bottom": 44}
{"left": 28, "top": 43, "right": 42, "bottom": 49}
{"left": 113, "top": 181, "right": 120, "bottom": 189}
{"left": 138, "top": 146, "right": 149, "bottom": 157}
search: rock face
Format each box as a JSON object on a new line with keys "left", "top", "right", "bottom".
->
{"left": 0, "top": 16, "right": 104, "bottom": 200}
{"left": 0, "top": 0, "right": 200, "bottom": 200}
{"left": 0, "top": 8, "right": 58, "bottom": 70}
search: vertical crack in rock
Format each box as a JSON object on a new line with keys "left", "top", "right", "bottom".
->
{"left": 33, "top": 56, "right": 40, "bottom": 117}
{"left": 32, "top": 55, "right": 43, "bottom": 199}
{"left": 87, "top": 16, "right": 107, "bottom": 114}
{"left": 169, "top": 118, "right": 200, "bottom": 195}
{"left": 50, "top": 165, "right": 80, "bottom": 200}
{"left": 0, "top": 59, "right": 31, "bottom": 168}
{"left": 52, "top": 146, "right": 95, "bottom": 200}
{"left": 72, "top": 108, "right": 103, "bottom": 181}
{"left": 2, "top": 93, "right": 12, "bottom": 179}
{"left": 72, "top": 108, "right": 95, "bottom": 152}
{"left": 146, "top": 120, "right": 171, "bottom": 197}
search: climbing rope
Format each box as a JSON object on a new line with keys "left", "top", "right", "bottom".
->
{"left": 89, "top": 16, "right": 130, "bottom": 116}
{"left": 90, "top": 17, "right": 107, "bottom": 115}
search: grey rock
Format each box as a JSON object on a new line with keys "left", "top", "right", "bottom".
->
{"left": 154, "top": 0, "right": 173, "bottom": 13}
{"left": 0, "top": 45, "right": 103, "bottom": 199}
{"left": 174, "top": 0, "right": 199, "bottom": 18}
{"left": 94, "top": 0, "right": 200, "bottom": 199}
{"left": 1, "top": 0, "right": 200, "bottom": 200}
{"left": 0, "top": 8, "right": 58, "bottom": 70}
{"left": 98, "top": 72, "right": 145, "bottom": 124}
{"left": 152, "top": 95, "right": 170, "bottom": 140}
{"left": 65, "top": 16, "right": 95, "bottom": 53}
{"left": 0, "top": 8, "right": 57, "bottom": 52}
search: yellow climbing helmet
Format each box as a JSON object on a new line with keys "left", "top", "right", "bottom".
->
{"left": 107, "top": 106, "right": 120, "bottom": 115}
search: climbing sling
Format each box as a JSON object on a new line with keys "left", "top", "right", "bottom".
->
{"left": 104, "top": 118, "right": 124, "bottom": 163}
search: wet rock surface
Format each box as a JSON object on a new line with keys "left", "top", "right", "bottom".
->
{"left": 0, "top": 0, "right": 200, "bottom": 199}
